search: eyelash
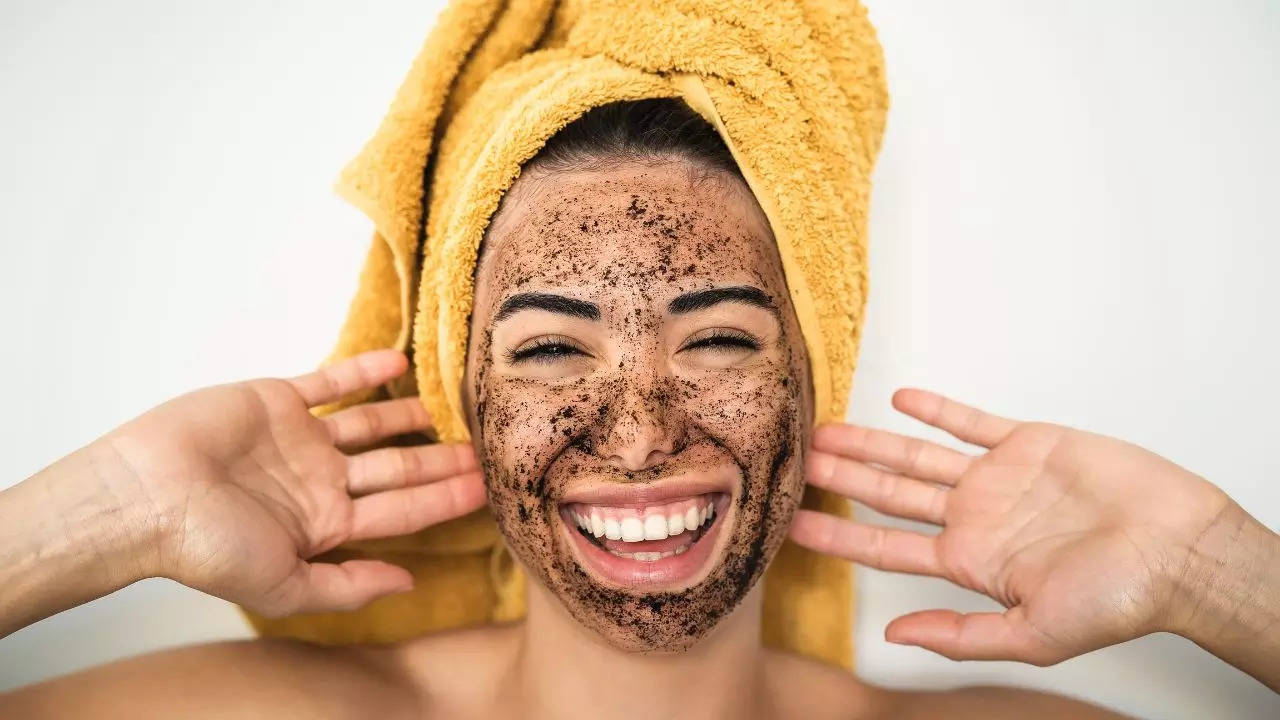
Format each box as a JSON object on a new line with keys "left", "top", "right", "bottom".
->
{"left": 680, "top": 330, "right": 760, "bottom": 354}
{"left": 506, "top": 336, "right": 587, "bottom": 364}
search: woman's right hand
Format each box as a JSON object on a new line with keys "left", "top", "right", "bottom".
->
{"left": 97, "top": 349, "right": 485, "bottom": 617}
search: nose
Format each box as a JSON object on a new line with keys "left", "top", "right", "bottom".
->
{"left": 591, "top": 380, "right": 685, "bottom": 472}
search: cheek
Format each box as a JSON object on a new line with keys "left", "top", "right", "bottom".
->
{"left": 681, "top": 369, "right": 790, "bottom": 426}
{"left": 478, "top": 378, "right": 599, "bottom": 494}
{"left": 474, "top": 377, "right": 590, "bottom": 577}
{"left": 677, "top": 355, "right": 806, "bottom": 551}
{"left": 677, "top": 360, "right": 800, "bottom": 463}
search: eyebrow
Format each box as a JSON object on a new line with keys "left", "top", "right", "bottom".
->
{"left": 668, "top": 285, "right": 776, "bottom": 315}
{"left": 494, "top": 292, "right": 601, "bottom": 322}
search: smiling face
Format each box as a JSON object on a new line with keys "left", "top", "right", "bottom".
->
{"left": 462, "top": 156, "right": 812, "bottom": 652}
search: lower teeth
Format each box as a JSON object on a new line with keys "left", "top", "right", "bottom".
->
{"left": 610, "top": 546, "right": 690, "bottom": 561}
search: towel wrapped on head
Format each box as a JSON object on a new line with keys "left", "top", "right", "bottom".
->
{"left": 242, "top": 0, "right": 888, "bottom": 670}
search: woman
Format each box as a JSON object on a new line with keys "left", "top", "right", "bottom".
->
{"left": 1, "top": 99, "right": 1276, "bottom": 719}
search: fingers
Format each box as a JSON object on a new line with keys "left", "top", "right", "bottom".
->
{"left": 326, "top": 396, "right": 432, "bottom": 452}
{"left": 257, "top": 559, "right": 413, "bottom": 617}
{"left": 813, "top": 423, "right": 972, "bottom": 487}
{"left": 286, "top": 349, "right": 409, "bottom": 408}
{"left": 891, "top": 388, "right": 1020, "bottom": 449}
{"left": 885, "top": 606, "right": 1060, "bottom": 665}
{"left": 346, "top": 442, "right": 478, "bottom": 495}
{"left": 807, "top": 450, "right": 948, "bottom": 525}
{"left": 788, "top": 509, "right": 942, "bottom": 577}
{"left": 348, "top": 471, "right": 487, "bottom": 541}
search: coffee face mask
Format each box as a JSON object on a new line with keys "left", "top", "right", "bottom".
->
{"left": 462, "top": 159, "right": 813, "bottom": 652}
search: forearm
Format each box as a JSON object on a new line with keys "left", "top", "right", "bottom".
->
{"left": 0, "top": 440, "right": 162, "bottom": 637}
{"left": 1167, "top": 499, "right": 1280, "bottom": 693}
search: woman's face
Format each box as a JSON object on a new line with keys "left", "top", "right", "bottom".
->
{"left": 462, "top": 158, "right": 812, "bottom": 652}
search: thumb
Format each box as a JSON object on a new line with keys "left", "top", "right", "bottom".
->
{"left": 885, "top": 607, "right": 1061, "bottom": 666}
{"left": 253, "top": 559, "right": 414, "bottom": 617}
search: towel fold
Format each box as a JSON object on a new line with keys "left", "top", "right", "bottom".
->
{"left": 243, "top": 0, "right": 887, "bottom": 670}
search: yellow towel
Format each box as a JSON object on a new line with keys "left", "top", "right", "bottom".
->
{"left": 243, "top": 0, "right": 887, "bottom": 671}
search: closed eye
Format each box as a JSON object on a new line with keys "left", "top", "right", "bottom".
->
{"left": 679, "top": 329, "right": 760, "bottom": 354}
{"left": 507, "top": 336, "right": 589, "bottom": 364}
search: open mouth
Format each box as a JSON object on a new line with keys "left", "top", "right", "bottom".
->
{"left": 557, "top": 492, "right": 731, "bottom": 590}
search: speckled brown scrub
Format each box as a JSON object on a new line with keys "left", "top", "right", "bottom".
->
{"left": 462, "top": 158, "right": 814, "bottom": 652}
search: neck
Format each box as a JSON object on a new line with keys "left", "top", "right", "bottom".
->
{"left": 511, "top": 580, "right": 771, "bottom": 720}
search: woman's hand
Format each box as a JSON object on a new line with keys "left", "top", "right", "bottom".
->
{"left": 788, "top": 389, "right": 1277, "bottom": 680}
{"left": 95, "top": 349, "right": 485, "bottom": 617}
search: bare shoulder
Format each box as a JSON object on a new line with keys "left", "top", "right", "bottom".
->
{"left": 0, "top": 636, "right": 420, "bottom": 720}
{"left": 762, "top": 650, "right": 1131, "bottom": 720}
{"left": 874, "top": 684, "right": 1135, "bottom": 720}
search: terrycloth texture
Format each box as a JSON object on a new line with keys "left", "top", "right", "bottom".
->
{"left": 243, "top": 0, "right": 887, "bottom": 670}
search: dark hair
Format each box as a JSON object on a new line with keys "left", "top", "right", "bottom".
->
{"left": 523, "top": 96, "right": 744, "bottom": 184}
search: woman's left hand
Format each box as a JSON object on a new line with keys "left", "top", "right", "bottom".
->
{"left": 788, "top": 389, "right": 1247, "bottom": 666}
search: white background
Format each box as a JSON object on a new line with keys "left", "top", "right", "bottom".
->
{"left": 1, "top": 1, "right": 1277, "bottom": 717}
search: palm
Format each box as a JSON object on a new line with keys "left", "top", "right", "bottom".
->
{"left": 101, "top": 350, "right": 486, "bottom": 616}
{"left": 162, "top": 382, "right": 356, "bottom": 605}
{"left": 790, "top": 390, "right": 1228, "bottom": 665}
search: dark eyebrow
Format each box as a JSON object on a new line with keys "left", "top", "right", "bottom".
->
{"left": 668, "top": 285, "right": 776, "bottom": 315}
{"left": 494, "top": 292, "right": 600, "bottom": 323}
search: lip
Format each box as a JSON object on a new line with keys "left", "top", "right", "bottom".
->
{"left": 556, "top": 476, "right": 737, "bottom": 591}
{"left": 558, "top": 464, "right": 738, "bottom": 507}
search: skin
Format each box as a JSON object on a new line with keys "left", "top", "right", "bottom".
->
{"left": 0, "top": 159, "right": 1273, "bottom": 718}
{"left": 789, "top": 394, "right": 1276, "bottom": 670}
{"left": 461, "top": 154, "right": 810, "bottom": 652}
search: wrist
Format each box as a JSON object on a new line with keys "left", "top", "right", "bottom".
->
{"left": 0, "top": 439, "right": 171, "bottom": 636}
{"left": 1163, "top": 493, "right": 1280, "bottom": 644}
{"left": 83, "top": 434, "right": 178, "bottom": 582}
{"left": 38, "top": 438, "right": 170, "bottom": 586}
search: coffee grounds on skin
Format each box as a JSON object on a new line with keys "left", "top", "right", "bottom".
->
{"left": 462, "top": 160, "right": 813, "bottom": 651}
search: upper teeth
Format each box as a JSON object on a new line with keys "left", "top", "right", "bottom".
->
{"left": 569, "top": 497, "right": 716, "bottom": 542}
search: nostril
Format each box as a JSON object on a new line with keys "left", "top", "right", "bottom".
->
{"left": 639, "top": 448, "right": 670, "bottom": 470}
{"left": 608, "top": 447, "right": 670, "bottom": 472}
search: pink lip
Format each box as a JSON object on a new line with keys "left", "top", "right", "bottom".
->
{"left": 558, "top": 464, "right": 738, "bottom": 508}
{"left": 557, "top": 493, "right": 734, "bottom": 591}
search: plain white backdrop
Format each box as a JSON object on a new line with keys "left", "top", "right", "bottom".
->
{"left": 1, "top": 1, "right": 1277, "bottom": 717}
